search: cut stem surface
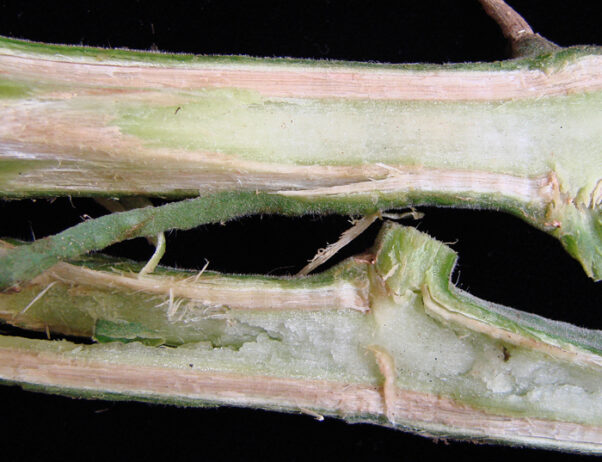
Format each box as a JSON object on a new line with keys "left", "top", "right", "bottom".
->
{"left": 1, "top": 37, "right": 600, "bottom": 278}
{"left": 1, "top": 224, "right": 600, "bottom": 453}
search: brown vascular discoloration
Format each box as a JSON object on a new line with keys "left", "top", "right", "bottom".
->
{"left": 279, "top": 169, "right": 555, "bottom": 205}
{"left": 28, "top": 261, "right": 371, "bottom": 312}
{"left": 1, "top": 125, "right": 559, "bottom": 201}
{"left": 0, "top": 344, "right": 601, "bottom": 449}
{"left": 421, "top": 285, "right": 602, "bottom": 369}
{"left": 1, "top": 52, "right": 601, "bottom": 101}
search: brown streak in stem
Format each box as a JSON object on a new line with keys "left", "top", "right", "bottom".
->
{"left": 0, "top": 345, "right": 601, "bottom": 449}
{"left": 1, "top": 53, "right": 599, "bottom": 102}
{"left": 30, "top": 261, "right": 371, "bottom": 313}
{"left": 421, "top": 285, "right": 602, "bottom": 369}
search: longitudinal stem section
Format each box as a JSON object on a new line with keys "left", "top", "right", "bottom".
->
{"left": 1, "top": 1, "right": 600, "bottom": 451}
{"left": 1, "top": 39, "right": 600, "bottom": 200}
{"left": 0, "top": 224, "right": 600, "bottom": 452}
{"left": 1, "top": 37, "right": 600, "bottom": 278}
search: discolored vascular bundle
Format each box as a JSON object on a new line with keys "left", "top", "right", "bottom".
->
{"left": 0, "top": 0, "right": 600, "bottom": 453}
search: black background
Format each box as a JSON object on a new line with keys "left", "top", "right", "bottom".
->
{"left": 0, "top": 1, "right": 600, "bottom": 461}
